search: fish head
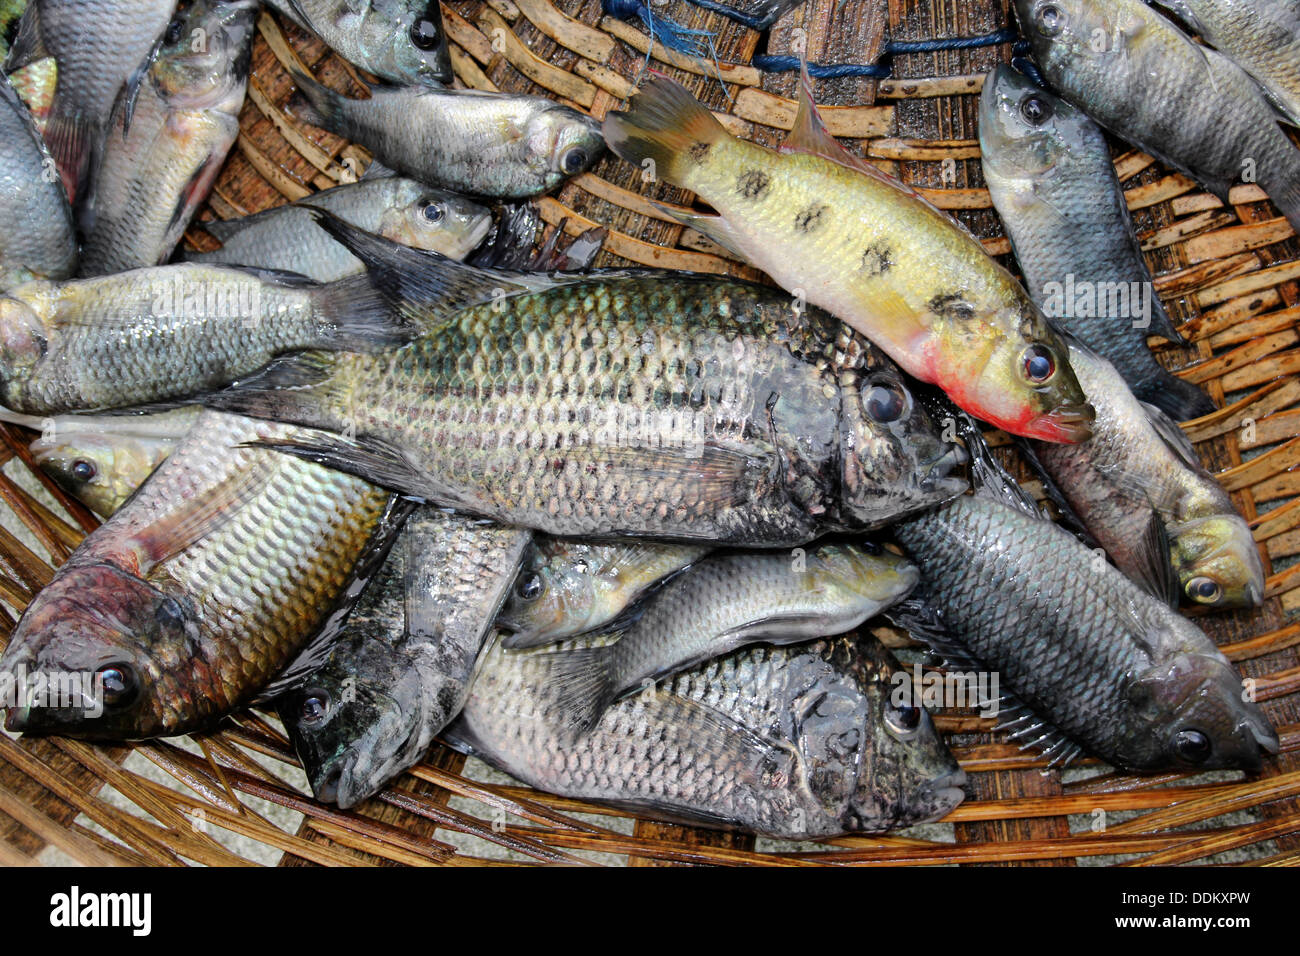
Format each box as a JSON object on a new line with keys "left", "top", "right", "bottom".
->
{"left": 152, "top": 0, "right": 257, "bottom": 109}
{"left": 497, "top": 547, "right": 601, "bottom": 644}
{"left": 839, "top": 346, "right": 970, "bottom": 527}
{"left": 378, "top": 181, "right": 494, "bottom": 261}
{"left": 978, "top": 64, "right": 1076, "bottom": 184}
{"left": 1123, "top": 651, "right": 1279, "bottom": 772}
{"left": 360, "top": 3, "right": 451, "bottom": 86}
{"left": 31, "top": 419, "right": 183, "bottom": 518}
{"left": 1171, "top": 516, "right": 1266, "bottom": 609}
{"left": 525, "top": 106, "right": 606, "bottom": 192}
{"left": 0, "top": 290, "right": 50, "bottom": 390}
{"left": 809, "top": 542, "right": 920, "bottom": 611}
{"left": 0, "top": 562, "right": 209, "bottom": 739}
{"left": 1014, "top": 0, "right": 1131, "bottom": 66}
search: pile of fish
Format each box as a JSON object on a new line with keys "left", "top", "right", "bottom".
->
{"left": 0, "top": 0, "right": 1290, "bottom": 843}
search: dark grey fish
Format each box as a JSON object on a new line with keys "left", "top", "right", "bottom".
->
{"left": 446, "top": 633, "right": 966, "bottom": 839}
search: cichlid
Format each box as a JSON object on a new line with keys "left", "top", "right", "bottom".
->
{"left": 0, "top": 261, "right": 408, "bottom": 413}
{"left": 447, "top": 632, "right": 967, "bottom": 839}
{"left": 0, "top": 72, "right": 75, "bottom": 289}
{"left": 498, "top": 539, "right": 709, "bottom": 648}
{"left": 603, "top": 74, "right": 1093, "bottom": 443}
{"left": 978, "top": 64, "right": 1215, "bottom": 422}
{"left": 1023, "top": 343, "right": 1264, "bottom": 609}
{"left": 185, "top": 178, "right": 492, "bottom": 282}
{"left": 205, "top": 216, "right": 969, "bottom": 546}
{"left": 265, "top": 0, "right": 450, "bottom": 87}
{"left": 0, "top": 410, "right": 403, "bottom": 739}
{"left": 1015, "top": 0, "right": 1300, "bottom": 233}
{"left": 77, "top": 0, "right": 256, "bottom": 276}
{"left": 1159, "top": 0, "right": 1300, "bottom": 126}
{"left": 891, "top": 429, "right": 1278, "bottom": 773}
{"left": 543, "top": 542, "right": 920, "bottom": 735}
{"left": 4, "top": 0, "right": 177, "bottom": 204}
{"left": 278, "top": 509, "right": 531, "bottom": 808}
{"left": 289, "top": 71, "right": 604, "bottom": 199}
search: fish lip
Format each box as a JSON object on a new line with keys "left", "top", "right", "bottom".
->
{"left": 313, "top": 763, "right": 343, "bottom": 805}
{"left": 1025, "top": 403, "right": 1095, "bottom": 443}
{"left": 911, "top": 768, "right": 968, "bottom": 823}
{"left": 918, "top": 444, "right": 970, "bottom": 494}
{"left": 1248, "top": 719, "right": 1281, "bottom": 758}
{"left": 4, "top": 705, "right": 29, "bottom": 733}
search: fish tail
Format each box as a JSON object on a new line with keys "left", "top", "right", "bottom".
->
{"left": 1264, "top": 158, "right": 1300, "bottom": 236}
{"left": 287, "top": 69, "right": 340, "bottom": 131}
{"left": 547, "top": 645, "right": 619, "bottom": 737}
{"left": 1131, "top": 371, "right": 1216, "bottom": 423}
{"left": 602, "top": 75, "right": 727, "bottom": 187}
{"left": 309, "top": 274, "right": 415, "bottom": 351}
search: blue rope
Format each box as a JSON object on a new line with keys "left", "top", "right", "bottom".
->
{"left": 751, "top": 27, "right": 1021, "bottom": 78}
{"left": 602, "top": 0, "right": 734, "bottom": 101}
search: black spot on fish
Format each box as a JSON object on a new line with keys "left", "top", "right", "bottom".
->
{"left": 860, "top": 243, "right": 893, "bottom": 277}
{"left": 736, "top": 169, "right": 770, "bottom": 199}
{"left": 689, "top": 141, "right": 711, "bottom": 162}
{"left": 929, "top": 293, "right": 976, "bottom": 321}
{"left": 794, "top": 203, "right": 829, "bottom": 233}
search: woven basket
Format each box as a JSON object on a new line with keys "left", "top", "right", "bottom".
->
{"left": 0, "top": 0, "right": 1297, "bottom": 867}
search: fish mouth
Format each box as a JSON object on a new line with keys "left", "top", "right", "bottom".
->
{"left": 1024, "top": 403, "right": 1095, "bottom": 443}
{"left": 918, "top": 444, "right": 970, "bottom": 495}
{"left": 1247, "top": 718, "right": 1280, "bottom": 759}
{"left": 911, "top": 768, "right": 968, "bottom": 823}
{"left": 4, "top": 704, "right": 29, "bottom": 733}
{"left": 313, "top": 763, "right": 344, "bottom": 805}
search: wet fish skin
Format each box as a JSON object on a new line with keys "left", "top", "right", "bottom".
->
{"left": 185, "top": 178, "right": 492, "bottom": 282}
{"left": 266, "top": 0, "right": 450, "bottom": 87}
{"left": 0, "top": 261, "right": 406, "bottom": 413}
{"left": 1028, "top": 344, "right": 1263, "bottom": 609}
{"left": 544, "top": 541, "right": 920, "bottom": 734}
{"left": 894, "top": 492, "right": 1278, "bottom": 772}
{"left": 279, "top": 509, "right": 531, "bottom": 808}
{"left": 0, "top": 410, "right": 399, "bottom": 739}
{"left": 978, "top": 64, "right": 1215, "bottom": 422}
{"left": 0, "top": 72, "right": 75, "bottom": 289}
{"left": 1160, "top": 0, "right": 1300, "bottom": 125}
{"left": 603, "top": 75, "right": 1093, "bottom": 443}
{"left": 448, "top": 633, "right": 966, "bottom": 839}
{"left": 207, "top": 223, "right": 969, "bottom": 545}
{"left": 498, "top": 539, "right": 710, "bottom": 647}
{"left": 289, "top": 71, "right": 604, "bottom": 199}
{"left": 1014, "top": 0, "right": 1300, "bottom": 232}
{"left": 77, "top": 0, "right": 256, "bottom": 276}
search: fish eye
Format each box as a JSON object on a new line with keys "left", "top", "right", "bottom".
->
{"left": 1036, "top": 3, "right": 1066, "bottom": 36}
{"left": 1020, "top": 344, "right": 1057, "bottom": 384}
{"left": 560, "top": 146, "right": 589, "bottom": 175}
{"left": 516, "top": 572, "right": 543, "bottom": 601}
{"left": 1174, "top": 728, "right": 1212, "bottom": 764}
{"left": 885, "top": 701, "right": 923, "bottom": 736}
{"left": 164, "top": 19, "right": 184, "bottom": 45}
{"left": 864, "top": 382, "right": 908, "bottom": 423}
{"left": 1186, "top": 576, "right": 1223, "bottom": 604}
{"left": 97, "top": 663, "right": 139, "bottom": 709}
{"left": 420, "top": 201, "right": 446, "bottom": 224}
{"left": 1020, "top": 94, "right": 1053, "bottom": 126}
{"left": 861, "top": 541, "right": 882, "bottom": 555}
{"left": 410, "top": 17, "right": 441, "bottom": 50}
{"left": 71, "top": 459, "right": 96, "bottom": 482}
{"left": 299, "top": 689, "right": 331, "bottom": 725}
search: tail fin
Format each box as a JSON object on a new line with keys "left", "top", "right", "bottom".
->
{"left": 287, "top": 69, "right": 343, "bottom": 132}
{"left": 1131, "top": 369, "right": 1216, "bottom": 422}
{"left": 546, "top": 644, "right": 620, "bottom": 738}
{"left": 1264, "top": 159, "right": 1300, "bottom": 236}
{"left": 602, "top": 75, "right": 727, "bottom": 188}
{"left": 201, "top": 351, "right": 342, "bottom": 430}
{"left": 310, "top": 273, "right": 415, "bottom": 351}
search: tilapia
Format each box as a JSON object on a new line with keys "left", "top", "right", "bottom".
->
{"left": 979, "top": 64, "right": 1215, "bottom": 422}
{"left": 498, "top": 539, "right": 709, "bottom": 648}
{"left": 185, "top": 178, "right": 492, "bottom": 282}
{"left": 891, "top": 435, "right": 1278, "bottom": 772}
{"left": 266, "top": 0, "right": 450, "bottom": 87}
{"left": 4, "top": 0, "right": 177, "bottom": 204}
{"left": 278, "top": 509, "right": 531, "bottom": 808}
{"left": 205, "top": 217, "right": 969, "bottom": 545}
{"left": 1024, "top": 344, "right": 1264, "bottom": 609}
{"left": 0, "top": 72, "right": 75, "bottom": 289}
{"left": 78, "top": 0, "right": 256, "bottom": 276}
{"left": 1159, "top": 0, "right": 1300, "bottom": 126}
{"left": 544, "top": 542, "right": 920, "bottom": 734}
{"left": 0, "top": 409, "right": 403, "bottom": 739}
{"left": 447, "top": 633, "right": 966, "bottom": 839}
{"left": 1015, "top": 0, "right": 1300, "bottom": 233}
{"left": 603, "top": 74, "right": 1093, "bottom": 443}
{"left": 0, "top": 261, "right": 408, "bottom": 413}
{"left": 289, "top": 71, "right": 604, "bottom": 199}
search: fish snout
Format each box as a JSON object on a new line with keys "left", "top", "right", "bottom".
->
{"left": 919, "top": 443, "right": 970, "bottom": 495}
{"left": 912, "top": 768, "right": 968, "bottom": 823}
{"left": 1025, "top": 402, "right": 1095, "bottom": 443}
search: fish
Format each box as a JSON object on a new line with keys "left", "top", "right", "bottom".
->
{"left": 890, "top": 422, "right": 1279, "bottom": 773}
{"left": 445, "top": 632, "right": 967, "bottom": 839}
{"left": 543, "top": 541, "right": 920, "bottom": 735}
{"left": 497, "top": 539, "right": 709, "bottom": 648}
{"left": 602, "top": 73, "right": 1093, "bottom": 443}
{"left": 278, "top": 508, "right": 531, "bottom": 808}
{"left": 1022, "top": 343, "right": 1264, "bottom": 610}
{"left": 4, "top": 0, "right": 178, "bottom": 204}
{"left": 265, "top": 0, "right": 450, "bottom": 87}
{"left": 185, "top": 178, "right": 492, "bottom": 282}
{"left": 0, "top": 72, "right": 75, "bottom": 290}
{"left": 0, "top": 409, "right": 404, "bottom": 739}
{"left": 1014, "top": 0, "right": 1300, "bottom": 233}
{"left": 77, "top": 0, "right": 257, "bottom": 276}
{"left": 1158, "top": 0, "right": 1300, "bottom": 126}
{"left": 288, "top": 71, "right": 605, "bottom": 199}
{"left": 204, "top": 215, "right": 969, "bottom": 546}
{"left": 7, "top": 53, "right": 57, "bottom": 133}
{"left": 0, "top": 0, "right": 30, "bottom": 62}
{"left": 978, "top": 64, "right": 1216, "bottom": 422}
{"left": 0, "top": 261, "right": 409, "bottom": 413}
